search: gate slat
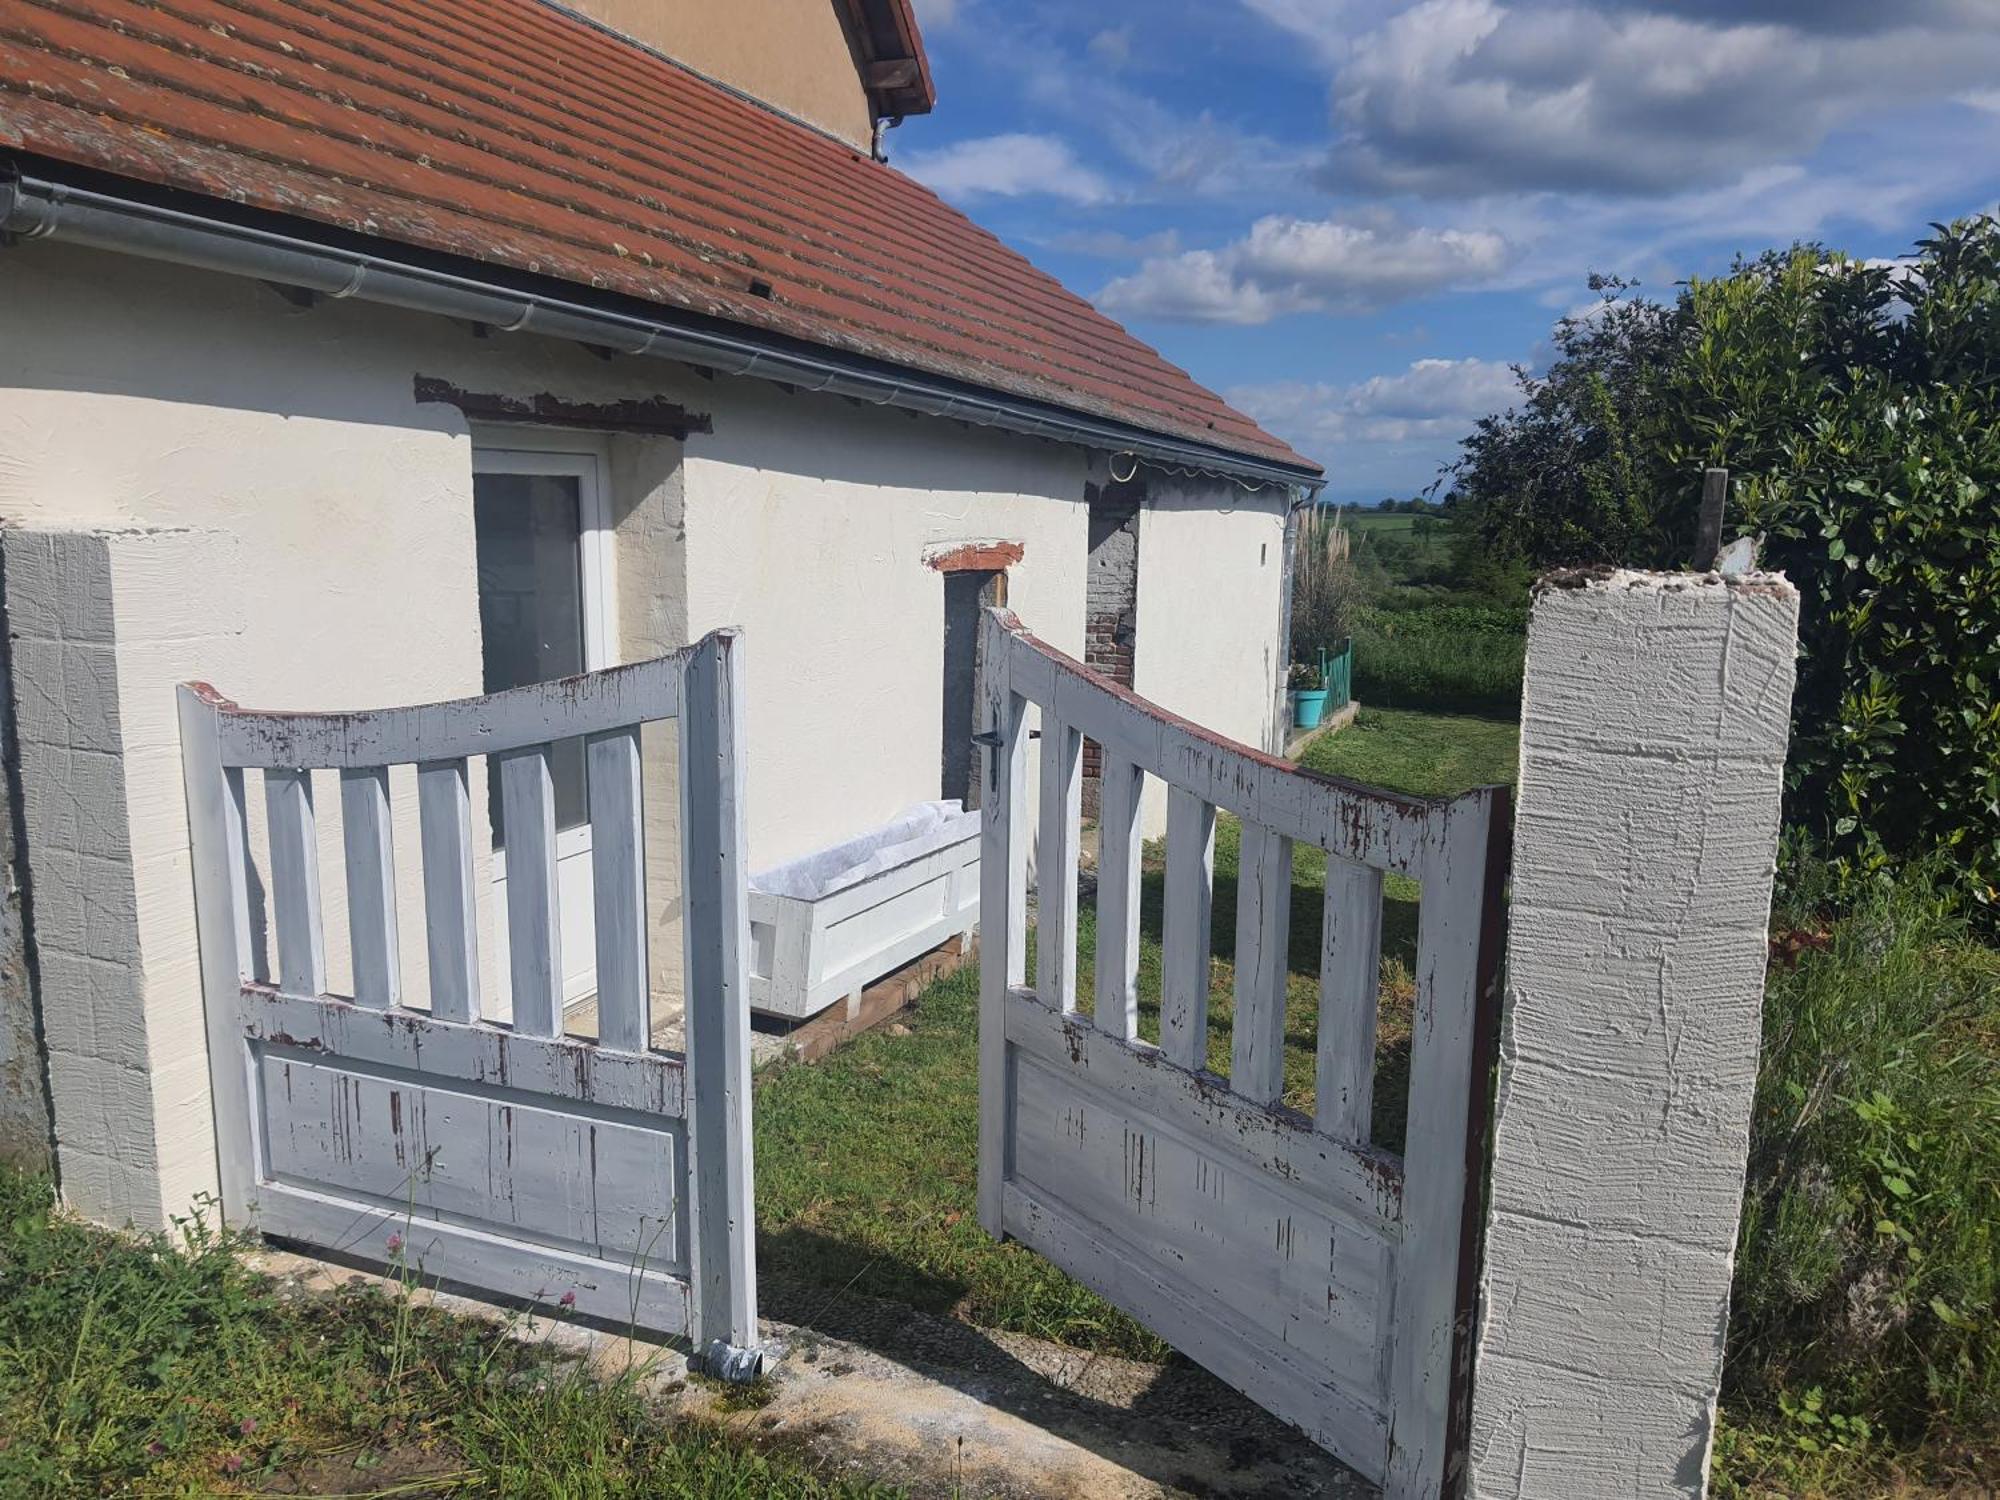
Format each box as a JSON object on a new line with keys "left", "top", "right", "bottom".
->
{"left": 1094, "top": 754, "right": 1144, "bottom": 1042}
{"left": 263, "top": 768, "right": 327, "bottom": 997}
{"left": 1387, "top": 794, "right": 1505, "bottom": 1497}
{"left": 339, "top": 766, "right": 400, "bottom": 1008}
{"left": 499, "top": 745, "right": 563, "bottom": 1039}
{"left": 416, "top": 757, "right": 481, "bottom": 1023}
{"left": 1161, "top": 787, "right": 1215, "bottom": 1071}
{"left": 224, "top": 767, "right": 257, "bottom": 982}
{"left": 1316, "top": 860, "right": 1384, "bottom": 1143}
{"left": 680, "top": 630, "right": 759, "bottom": 1357}
{"left": 588, "top": 727, "right": 649, "bottom": 1052}
{"left": 1036, "top": 713, "right": 1081, "bottom": 1014}
{"left": 976, "top": 608, "right": 1028, "bottom": 1236}
{"left": 1229, "top": 821, "right": 1293, "bottom": 1105}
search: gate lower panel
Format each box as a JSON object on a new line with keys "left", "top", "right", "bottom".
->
{"left": 1000, "top": 994, "right": 1398, "bottom": 1478}
{"left": 241, "top": 988, "right": 694, "bottom": 1333}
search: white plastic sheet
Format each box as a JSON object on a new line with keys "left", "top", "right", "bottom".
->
{"left": 749, "top": 800, "right": 979, "bottom": 901}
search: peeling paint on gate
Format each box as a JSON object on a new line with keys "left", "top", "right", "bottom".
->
{"left": 976, "top": 607, "right": 1507, "bottom": 1496}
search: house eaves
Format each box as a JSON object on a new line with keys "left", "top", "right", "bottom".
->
{"left": 0, "top": 0, "right": 1320, "bottom": 488}
{"left": 0, "top": 170, "right": 1324, "bottom": 492}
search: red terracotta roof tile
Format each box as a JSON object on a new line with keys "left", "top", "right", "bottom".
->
{"left": 0, "top": 0, "right": 1318, "bottom": 474}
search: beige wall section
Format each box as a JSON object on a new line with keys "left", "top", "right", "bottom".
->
{"left": 1132, "top": 477, "right": 1290, "bottom": 836}
{"left": 0, "top": 249, "right": 488, "bottom": 1225}
{"left": 561, "top": 0, "right": 873, "bottom": 147}
{"left": 606, "top": 437, "right": 692, "bottom": 1014}
{"left": 680, "top": 385, "right": 1091, "bottom": 870}
{"left": 0, "top": 239, "right": 1280, "bottom": 1227}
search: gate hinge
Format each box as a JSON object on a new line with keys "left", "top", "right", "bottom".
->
{"left": 698, "top": 1338, "right": 767, "bottom": 1384}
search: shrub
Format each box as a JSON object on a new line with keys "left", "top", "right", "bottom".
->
{"left": 1349, "top": 605, "right": 1525, "bottom": 717}
{"left": 1727, "top": 862, "right": 2000, "bottom": 1449}
{"left": 1289, "top": 505, "right": 1362, "bottom": 664}
{"left": 1450, "top": 217, "right": 2000, "bottom": 912}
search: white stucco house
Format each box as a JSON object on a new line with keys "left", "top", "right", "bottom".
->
{"left": 0, "top": 0, "right": 1324, "bottom": 1229}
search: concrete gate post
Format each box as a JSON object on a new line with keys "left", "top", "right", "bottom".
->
{"left": 1468, "top": 569, "right": 1800, "bottom": 1498}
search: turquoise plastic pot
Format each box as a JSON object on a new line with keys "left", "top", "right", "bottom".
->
{"left": 1292, "top": 688, "right": 1330, "bottom": 729}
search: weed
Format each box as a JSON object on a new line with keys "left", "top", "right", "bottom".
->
{"left": 0, "top": 1171, "right": 899, "bottom": 1496}
{"left": 1350, "top": 606, "right": 1526, "bottom": 717}
{"left": 1719, "top": 863, "right": 2000, "bottom": 1490}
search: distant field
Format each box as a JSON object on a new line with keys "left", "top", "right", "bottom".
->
{"left": 1340, "top": 510, "right": 1422, "bottom": 533}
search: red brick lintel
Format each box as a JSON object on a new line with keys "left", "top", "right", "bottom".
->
{"left": 925, "top": 540, "right": 1025, "bottom": 573}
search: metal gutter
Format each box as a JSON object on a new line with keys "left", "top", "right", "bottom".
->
{"left": 0, "top": 172, "right": 1324, "bottom": 493}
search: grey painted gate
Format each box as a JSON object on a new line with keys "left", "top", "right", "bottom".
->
{"left": 976, "top": 610, "right": 1508, "bottom": 1496}
{"left": 178, "top": 631, "right": 758, "bottom": 1368}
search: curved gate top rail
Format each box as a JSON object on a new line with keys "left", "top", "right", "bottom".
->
{"left": 178, "top": 630, "right": 758, "bottom": 1370}
{"left": 975, "top": 608, "right": 1510, "bottom": 1497}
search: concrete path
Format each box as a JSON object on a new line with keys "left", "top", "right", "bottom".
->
{"left": 256, "top": 1250, "right": 1375, "bottom": 1499}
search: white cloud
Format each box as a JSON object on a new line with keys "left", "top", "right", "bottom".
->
{"left": 1096, "top": 216, "right": 1513, "bottom": 324}
{"left": 1229, "top": 357, "right": 1522, "bottom": 481}
{"left": 1088, "top": 26, "right": 1134, "bottom": 68}
{"left": 1317, "top": 0, "right": 2000, "bottom": 197}
{"left": 910, "top": 0, "right": 958, "bottom": 27}
{"left": 898, "top": 133, "right": 1113, "bottom": 205}
{"left": 991, "top": 31, "right": 1309, "bottom": 200}
{"left": 1239, "top": 0, "right": 1357, "bottom": 66}
{"left": 1234, "top": 358, "right": 1520, "bottom": 446}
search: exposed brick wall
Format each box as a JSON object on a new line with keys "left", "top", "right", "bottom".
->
{"left": 1081, "top": 481, "right": 1141, "bottom": 815}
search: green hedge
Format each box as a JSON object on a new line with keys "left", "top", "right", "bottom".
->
{"left": 1452, "top": 217, "right": 2000, "bottom": 911}
{"left": 1350, "top": 605, "right": 1525, "bottom": 717}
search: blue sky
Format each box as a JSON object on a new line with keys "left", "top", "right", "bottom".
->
{"left": 887, "top": 0, "right": 2000, "bottom": 506}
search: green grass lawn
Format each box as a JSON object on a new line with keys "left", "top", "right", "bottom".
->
{"left": 1298, "top": 704, "right": 1520, "bottom": 796}
{"left": 0, "top": 1170, "right": 896, "bottom": 1497}
{"left": 757, "top": 705, "right": 1519, "bottom": 1361}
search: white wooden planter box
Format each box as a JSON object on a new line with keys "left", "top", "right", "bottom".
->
{"left": 748, "top": 823, "right": 979, "bottom": 1020}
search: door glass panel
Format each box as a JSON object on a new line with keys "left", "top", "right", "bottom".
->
{"left": 474, "top": 471, "right": 589, "bottom": 845}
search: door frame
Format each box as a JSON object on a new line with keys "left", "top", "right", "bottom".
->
{"left": 471, "top": 428, "right": 619, "bottom": 873}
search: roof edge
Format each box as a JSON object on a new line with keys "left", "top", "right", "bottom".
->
{"left": 0, "top": 167, "right": 1320, "bottom": 491}
{"left": 838, "top": 0, "right": 935, "bottom": 119}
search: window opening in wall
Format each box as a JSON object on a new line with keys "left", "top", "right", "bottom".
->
{"left": 942, "top": 568, "right": 1006, "bottom": 810}
{"left": 472, "top": 434, "right": 616, "bottom": 1007}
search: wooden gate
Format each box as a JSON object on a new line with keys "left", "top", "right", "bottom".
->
{"left": 975, "top": 611, "right": 1508, "bottom": 1496}
{"left": 178, "top": 631, "right": 759, "bottom": 1369}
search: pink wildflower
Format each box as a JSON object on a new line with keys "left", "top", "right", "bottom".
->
{"left": 559, "top": 1290, "right": 577, "bottom": 1309}
{"left": 385, "top": 1232, "right": 403, "bottom": 1254}
{"left": 220, "top": 1454, "right": 244, "bottom": 1476}
{"left": 238, "top": 1417, "right": 258, "bottom": 1437}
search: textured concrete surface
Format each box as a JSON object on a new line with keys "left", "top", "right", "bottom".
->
{"left": 0, "top": 543, "right": 54, "bottom": 1173}
{"left": 254, "top": 1247, "right": 1377, "bottom": 1499}
{"left": 1468, "top": 569, "right": 1799, "bottom": 1499}
{"left": 0, "top": 532, "right": 159, "bottom": 1221}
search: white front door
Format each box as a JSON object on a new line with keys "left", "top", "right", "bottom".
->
{"left": 473, "top": 436, "right": 616, "bottom": 1014}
